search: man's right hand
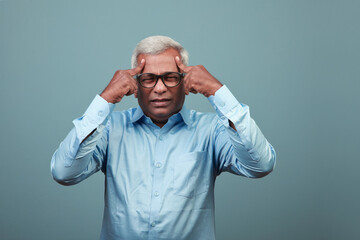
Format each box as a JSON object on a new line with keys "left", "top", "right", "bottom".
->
{"left": 100, "top": 59, "right": 145, "bottom": 104}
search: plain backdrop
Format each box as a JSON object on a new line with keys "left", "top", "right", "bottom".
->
{"left": 1, "top": 0, "right": 359, "bottom": 239}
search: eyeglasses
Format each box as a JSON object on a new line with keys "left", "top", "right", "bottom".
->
{"left": 135, "top": 72, "right": 185, "bottom": 88}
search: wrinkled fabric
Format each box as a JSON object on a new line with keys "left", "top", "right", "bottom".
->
{"left": 51, "top": 85, "right": 276, "bottom": 240}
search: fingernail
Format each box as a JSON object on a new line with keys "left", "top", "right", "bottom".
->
{"left": 175, "top": 56, "right": 179, "bottom": 61}
{"left": 141, "top": 59, "right": 145, "bottom": 63}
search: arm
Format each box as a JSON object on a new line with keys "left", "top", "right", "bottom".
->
{"left": 175, "top": 57, "right": 276, "bottom": 178}
{"left": 209, "top": 86, "right": 276, "bottom": 178}
{"left": 51, "top": 59, "right": 146, "bottom": 185}
{"left": 51, "top": 95, "right": 114, "bottom": 185}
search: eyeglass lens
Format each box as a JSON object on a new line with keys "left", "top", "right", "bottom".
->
{"left": 138, "top": 72, "right": 182, "bottom": 88}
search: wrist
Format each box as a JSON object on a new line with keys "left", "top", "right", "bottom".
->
{"left": 207, "top": 81, "right": 223, "bottom": 97}
{"left": 100, "top": 91, "right": 121, "bottom": 104}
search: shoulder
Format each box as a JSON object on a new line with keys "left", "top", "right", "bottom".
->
{"left": 188, "top": 109, "right": 229, "bottom": 136}
{"left": 110, "top": 107, "right": 136, "bottom": 118}
{"left": 188, "top": 109, "right": 220, "bottom": 128}
{"left": 107, "top": 107, "right": 137, "bottom": 127}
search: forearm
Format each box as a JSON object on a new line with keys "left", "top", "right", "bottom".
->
{"left": 51, "top": 95, "right": 114, "bottom": 185}
{"left": 51, "top": 125, "right": 106, "bottom": 185}
{"left": 209, "top": 85, "right": 276, "bottom": 177}
{"left": 226, "top": 110, "right": 276, "bottom": 177}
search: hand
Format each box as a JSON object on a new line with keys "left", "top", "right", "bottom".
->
{"left": 175, "top": 56, "right": 223, "bottom": 97}
{"left": 100, "top": 59, "right": 145, "bottom": 103}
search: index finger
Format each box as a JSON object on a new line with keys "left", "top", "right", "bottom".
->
{"left": 129, "top": 59, "right": 146, "bottom": 76}
{"left": 175, "top": 56, "right": 188, "bottom": 72}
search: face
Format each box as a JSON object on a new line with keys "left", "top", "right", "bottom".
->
{"left": 136, "top": 48, "right": 185, "bottom": 127}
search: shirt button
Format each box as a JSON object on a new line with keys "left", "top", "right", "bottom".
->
{"left": 159, "top": 135, "right": 163, "bottom": 141}
{"left": 151, "top": 222, "right": 156, "bottom": 227}
{"left": 154, "top": 191, "right": 160, "bottom": 197}
{"left": 98, "top": 110, "right": 104, "bottom": 117}
{"left": 155, "top": 162, "right": 162, "bottom": 168}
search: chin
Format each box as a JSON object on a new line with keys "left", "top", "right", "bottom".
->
{"left": 150, "top": 106, "right": 178, "bottom": 119}
{"left": 151, "top": 110, "right": 172, "bottom": 118}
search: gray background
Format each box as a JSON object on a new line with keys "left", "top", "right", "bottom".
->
{"left": 1, "top": 0, "right": 359, "bottom": 239}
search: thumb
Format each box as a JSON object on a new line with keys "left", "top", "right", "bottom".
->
{"left": 175, "top": 56, "right": 187, "bottom": 72}
{"left": 129, "top": 59, "right": 146, "bottom": 76}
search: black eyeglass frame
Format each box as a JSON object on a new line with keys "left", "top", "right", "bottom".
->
{"left": 135, "top": 72, "right": 185, "bottom": 88}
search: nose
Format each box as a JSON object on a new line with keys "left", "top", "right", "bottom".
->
{"left": 153, "top": 77, "right": 167, "bottom": 93}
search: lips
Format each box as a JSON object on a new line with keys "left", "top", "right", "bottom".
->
{"left": 150, "top": 98, "right": 171, "bottom": 107}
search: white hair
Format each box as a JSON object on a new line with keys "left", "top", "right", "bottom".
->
{"left": 131, "top": 35, "right": 189, "bottom": 68}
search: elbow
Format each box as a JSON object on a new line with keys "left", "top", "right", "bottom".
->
{"left": 51, "top": 151, "right": 80, "bottom": 186}
{"left": 254, "top": 149, "right": 276, "bottom": 178}
{"left": 51, "top": 158, "right": 79, "bottom": 186}
{"left": 247, "top": 164, "right": 274, "bottom": 179}
{"left": 252, "top": 163, "right": 274, "bottom": 178}
{"left": 247, "top": 149, "right": 276, "bottom": 179}
{"left": 51, "top": 168, "right": 78, "bottom": 186}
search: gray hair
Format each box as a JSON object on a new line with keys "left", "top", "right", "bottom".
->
{"left": 131, "top": 35, "right": 189, "bottom": 68}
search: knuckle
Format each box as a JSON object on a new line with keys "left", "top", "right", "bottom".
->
{"left": 197, "top": 65, "right": 204, "bottom": 69}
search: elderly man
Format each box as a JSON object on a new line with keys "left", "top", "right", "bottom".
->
{"left": 51, "top": 36, "right": 276, "bottom": 240}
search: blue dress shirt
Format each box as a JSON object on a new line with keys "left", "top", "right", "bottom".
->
{"left": 51, "top": 85, "right": 276, "bottom": 240}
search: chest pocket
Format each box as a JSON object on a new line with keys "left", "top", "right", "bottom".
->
{"left": 173, "top": 151, "right": 209, "bottom": 198}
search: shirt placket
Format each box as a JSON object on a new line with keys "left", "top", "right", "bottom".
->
{"left": 148, "top": 127, "right": 166, "bottom": 239}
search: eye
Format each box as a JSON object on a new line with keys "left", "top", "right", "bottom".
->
{"left": 164, "top": 73, "right": 180, "bottom": 82}
{"left": 142, "top": 78, "right": 155, "bottom": 82}
{"left": 140, "top": 74, "right": 156, "bottom": 82}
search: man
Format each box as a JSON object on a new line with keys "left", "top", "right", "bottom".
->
{"left": 51, "top": 36, "right": 276, "bottom": 240}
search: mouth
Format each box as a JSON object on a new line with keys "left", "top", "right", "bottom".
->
{"left": 150, "top": 98, "right": 171, "bottom": 107}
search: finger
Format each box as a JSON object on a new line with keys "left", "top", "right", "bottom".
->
{"left": 130, "top": 80, "right": 138, "bottom": 96}
{"left": 124, "top": 86, "right": 132, "bottom": 96}
{"left": 124, "top": 78, "right": 137, "bottom": 96}
{"left": 133, "top": 81, "right": 138, "bottom": 97}
{"left": 184, "top": 88, "right": 189, "bottom": 95}
{"left": 190, "top": 88, "right": 198, "bottom": 94}
{"left": 129, "top": 58, "right": 146, "bottom": 76}
{"left": 183, "top": 72, "right": 192, "bottom": 89}
{"left": 185, "top": 78, "right": 197, "bottom": 95}
{"left": 183, "top": 75, "right": 190, "bottom": 91}
{"left": 175, "top": 56, "right": 188, "bottom": 72}
{"left": 184, "top": 82, "right": 192, "bottom": 95}
{"left": 184, "top": 75, "right": 197, "bottom": 95}
{"left": 126, "top": 84, "right": 136, "bottom": 96}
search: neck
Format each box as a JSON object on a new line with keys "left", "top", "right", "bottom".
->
{"left": 152, "top": 119, "right": 168, "bottom": 128}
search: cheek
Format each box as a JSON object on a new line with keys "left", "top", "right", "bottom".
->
{"left": 174, "top": 85, "right": 185, "bottom": 102}
{"left": 177, "top": 84, "right": 185, "bottom": 96}
{"left": 138, "top": 87, "right": 147, "bottom": 98}
{"left": 137, "top": 88, "right": 148, "bottom": 105}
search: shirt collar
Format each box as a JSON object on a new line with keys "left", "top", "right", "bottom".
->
{"left": 131, "top": 106, "right": 144, "bottom": 123}
{"left": 130, "top": 105, "right": 192, "bottom": 126}
{"left": 178, "top": 105, "right": 192, "bottom": 126}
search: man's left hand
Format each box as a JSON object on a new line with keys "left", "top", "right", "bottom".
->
{"left": 175, "top": 56, "right": 223, "bottom": 97}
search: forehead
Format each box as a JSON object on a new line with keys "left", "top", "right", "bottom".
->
{"left": 138, "top": 48, "right": 180, "bottom": 74}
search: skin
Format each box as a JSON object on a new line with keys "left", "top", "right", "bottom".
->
{"left": 100, "top": 59, "right": 145, "bottom": 103}
{"left": 136, "top": 48, "right": 186, "bottom": 127}
{"left": 100, "top": 47, "right": 234, "bottom": 129}
{"left": 174, "top": 56, "right": 222, "bottom": 97}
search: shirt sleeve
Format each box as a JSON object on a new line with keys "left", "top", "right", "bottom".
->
{"left": 50, "top": 95, "right": 115, "bottom": 185}
{"left": 208, "top": 85, "right": 276, "bottom": 177}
